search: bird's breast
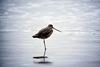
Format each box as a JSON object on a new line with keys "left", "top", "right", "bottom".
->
{"left": 39, "top": 29, "right": 53, "bottom": 39}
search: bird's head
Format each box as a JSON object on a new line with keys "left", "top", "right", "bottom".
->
{"left": 48, "top": 24, "right": 61, "bottom": 32}
{"left": 48, "top": 24, "right": 53, "bottom": 28}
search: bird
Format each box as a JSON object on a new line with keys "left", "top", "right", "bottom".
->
{"left": 32, "top": 24, "right": 61, "bottom": 51}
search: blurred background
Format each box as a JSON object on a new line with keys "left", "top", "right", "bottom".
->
{"left": 0, "top": 0, "right": 100, "bottom": 67}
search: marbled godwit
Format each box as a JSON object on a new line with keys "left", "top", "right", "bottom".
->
{"left": 32, "top": 24, "right": 61, "bottom": 51}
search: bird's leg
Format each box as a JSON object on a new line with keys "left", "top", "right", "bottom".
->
{"left": 43, "top": 39, "right": 46, "bottom": 51}
{"left": 43, "top": 48, "right": 46, "bottom": 62}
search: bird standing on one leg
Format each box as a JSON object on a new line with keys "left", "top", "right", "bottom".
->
{"left": 32, "top": 24, "right": 61, "bottom": 51}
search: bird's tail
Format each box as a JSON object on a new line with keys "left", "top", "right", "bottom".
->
{"left": 32, "top": 35, "right": 38, "bottom": 38}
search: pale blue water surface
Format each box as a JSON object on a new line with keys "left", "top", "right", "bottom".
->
{"left": 0, "top": 0, "right": 100, "bottom": 67}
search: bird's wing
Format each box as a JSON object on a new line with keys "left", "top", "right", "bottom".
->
{"left": 37, "top": 27, "right": 52, "bottom": 36}
{"left": 39, "top": 27, "right": 49, "bottom": 34}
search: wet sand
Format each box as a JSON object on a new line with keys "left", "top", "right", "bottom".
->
{"left": 0, "top": 0, "right": 100, "bottom": 67}
{"left": 0, "top": 31, "right": 100, "bottom": 67}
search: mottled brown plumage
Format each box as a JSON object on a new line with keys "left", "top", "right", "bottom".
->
{"left": 32, "top": 24, "right": 53, "bottom": 39}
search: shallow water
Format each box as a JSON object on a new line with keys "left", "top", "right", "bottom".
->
{"left": 0, "top": 0, "right": 100, "bottom": 67}
{"left": 0, "top": 31, "right": 100, "bottom": 67}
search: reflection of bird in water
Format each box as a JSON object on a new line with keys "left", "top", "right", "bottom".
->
{"left": 33, "top": 49, "right": 51, "bottom": 64}
{"left": 32, "top": 24, "right": 61, "bottom": 51}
